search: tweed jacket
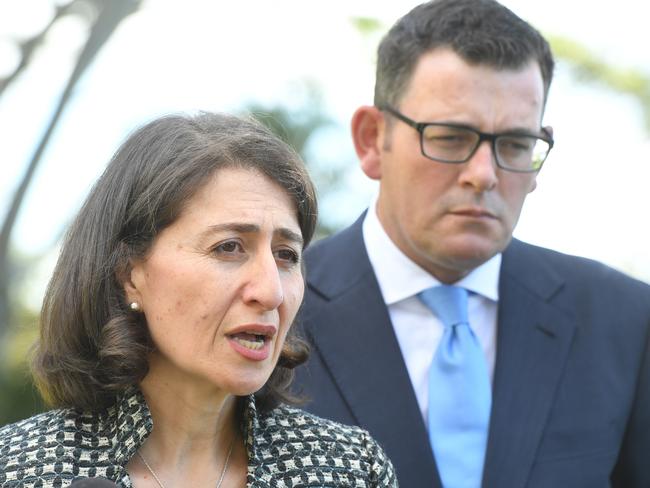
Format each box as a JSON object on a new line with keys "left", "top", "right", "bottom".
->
{"left": 0, "top": 388, "right": 397, "bottom": 488}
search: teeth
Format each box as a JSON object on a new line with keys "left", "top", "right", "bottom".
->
{"left": 233, "top": 336, "right": 264, "bottom": 350}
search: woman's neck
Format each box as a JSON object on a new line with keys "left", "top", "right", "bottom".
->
{"left": 130, "top": 356, "right": 244, "bottom": 486}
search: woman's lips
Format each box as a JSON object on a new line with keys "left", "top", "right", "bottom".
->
{"left": 226, "top": 324, "right": 277, "bottom": 361}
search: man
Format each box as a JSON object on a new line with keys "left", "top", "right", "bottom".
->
{"left": 294, "top": 1, "right": 650, "bottom": 487}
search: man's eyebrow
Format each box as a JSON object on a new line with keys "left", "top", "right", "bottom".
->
{"left": 499, "top": 126, "right": 545, "bottom": 137}
{"left": 438, "top": 120, "right": 543, "bottom": 137}
{"left": 201, "top": 223, "right": 304, "bottom": 246}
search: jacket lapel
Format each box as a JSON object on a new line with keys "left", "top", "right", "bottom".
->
{"left": 482, "top": 240, "right": 576, "bottom": 487}
{"left": 304, "top": 215, "right": 441, "bottom": 487}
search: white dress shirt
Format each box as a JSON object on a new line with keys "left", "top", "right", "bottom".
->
{"left": 362, "top": 201, "right": 501, "bottom": 424}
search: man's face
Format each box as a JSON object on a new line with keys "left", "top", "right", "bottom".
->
{"left": 372, "top": 48, "right": 545, "bottom": 283}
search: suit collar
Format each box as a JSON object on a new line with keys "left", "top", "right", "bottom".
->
{"left": 483, "top": 239, "right": 575, "bottom": 487}
{"left": 305, "top": 213, "right": 372, "bottom": 300}
{"left": 501, "top": 238, "right": 566, "bottom": 302}
{"left": 306, "top": 231, "right": 576, "bottom": 488}
{"left": 305, "top": 214, "right": 442, "bottom": 487}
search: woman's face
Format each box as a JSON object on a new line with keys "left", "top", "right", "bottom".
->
{"left": 126, "top": 167, "right": 305, "bottom": 396}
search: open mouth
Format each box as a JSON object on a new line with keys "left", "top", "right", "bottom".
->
{"left": 226, "top": 324, "right": 277, "bottom": 361}
{"left": 231, "top": 333, "right": 267, "bottom": 350}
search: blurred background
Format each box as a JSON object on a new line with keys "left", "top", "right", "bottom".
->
{"left": 1, "top": 0, "right": 648, "bottom": 424}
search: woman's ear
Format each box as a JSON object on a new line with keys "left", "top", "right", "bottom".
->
{"left": 117, "top": 258, "right": 144, "bottom": 308}
{"left": 351, "top": 105, "right": 384, "bottom": 181}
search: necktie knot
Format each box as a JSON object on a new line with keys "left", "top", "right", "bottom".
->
{"left": 418, "top": 285, "right": 469, "bottom": 328}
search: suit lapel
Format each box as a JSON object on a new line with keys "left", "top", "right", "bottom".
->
{"left": 305, "top": 216, "right": 441, "bottom": 487}
{"left": 482, "top": 240, "right": 576, "bottom": 487}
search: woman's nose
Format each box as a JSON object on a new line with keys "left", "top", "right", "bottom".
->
{"left": 241, "top": 250, "right": 284, "bottom": 310}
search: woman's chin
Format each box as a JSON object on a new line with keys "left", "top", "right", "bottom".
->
{"left": 220, "top": 374, "right": 273, "bottom": 397}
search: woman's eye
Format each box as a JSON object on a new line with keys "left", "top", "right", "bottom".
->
{"left": 213, "top": 241, "right": 244, "bottom": 255}
{"left": 275, "top": 248, "right": 300, "bottom": 264}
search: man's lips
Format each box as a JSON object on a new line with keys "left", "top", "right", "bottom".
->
{"left": 448, "top": 207, "right": 498, "bottom": 219}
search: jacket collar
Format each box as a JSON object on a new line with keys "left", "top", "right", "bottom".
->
{"left": 483, "top": 239, "right": 575, "bottom": 487}
{"left": 305, "top": 214, "right": 442, "bottom": 487}
{"left": 109, "top": 386, "right": 154, "bottom": 466}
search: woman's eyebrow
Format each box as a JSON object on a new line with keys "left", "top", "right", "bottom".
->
{"left": 205, "top": 222, "right": 259, "bottom": 235}
{"left": 201, "top": 223, "right": 303, "bottom": 246}
{"left": 277, "top": 228, "right": 304, "bottom": 247}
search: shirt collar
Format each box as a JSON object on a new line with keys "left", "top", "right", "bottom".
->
{"left": 362, "top": 198, "right": 501, "bottom": 305}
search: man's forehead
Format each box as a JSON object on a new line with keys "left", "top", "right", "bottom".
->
{"left": 405, "top": 50, "right": 539, "bottom": 89}
{"left": 414, "top": 47, "right": 542, "bottom": 76}
{"left": 407, "top": 47, "right": 548, "bottom": 104}
{"left": 398, "top": 49, "right": 546, "bottom": 128}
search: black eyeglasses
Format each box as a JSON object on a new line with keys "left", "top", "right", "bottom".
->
{"left": 380, "top": 106, "right": 553, "bottom": 173}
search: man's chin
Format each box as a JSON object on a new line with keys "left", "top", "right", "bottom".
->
{"left": 423, "top": 236, "right": 508, "bottom": 280}
{"left": 452, "top": 229, "right": 506, "bottom": 253}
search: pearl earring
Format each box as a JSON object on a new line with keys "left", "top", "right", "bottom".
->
{"left": 130, "top": 302, "right": 141, "bottom": 312}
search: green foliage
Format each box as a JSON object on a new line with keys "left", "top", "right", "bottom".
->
{"left": 245, "top": 104, "right": 329, "bottom": 159}
{"left": 0, "top": 302, "right": 45, "bottom": 426}
{"left": 242, "top": 86, "right": 342, "bottom": 239}
{"left": 350, "top": 16, "right": 384, "bottom": 36}
{"left": 0, "top": 364, "right": 44, "bottom": 427}
{"left": 548, "top": 34, "right": 650, "bottom": 131}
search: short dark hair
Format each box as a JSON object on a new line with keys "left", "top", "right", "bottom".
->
{"left": 31, "top": 112, "right": 318, "bottom": 413}
{"left": 374, "top": 0, "right": 555, "bottom": 108}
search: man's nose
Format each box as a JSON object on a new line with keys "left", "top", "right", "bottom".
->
{"left": 458, "top": 141, "right": 498, "bottom": 192}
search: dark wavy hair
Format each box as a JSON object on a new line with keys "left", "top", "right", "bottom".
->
{"left": 375, "top": 0, "right": 555, "bottom": 108}
{"left": 31, "top": 112, "right": 318, "bottom": 413}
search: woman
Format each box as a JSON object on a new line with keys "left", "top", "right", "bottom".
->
{"left": 0, "top": 113, "right": 397, "bottom": 487}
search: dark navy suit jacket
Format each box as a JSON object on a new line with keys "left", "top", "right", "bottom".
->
{"left": 294, "top": 214, "right": 650, "bottom": 488}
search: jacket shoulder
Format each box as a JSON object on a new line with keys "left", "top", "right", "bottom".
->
{"left": 0, "top": 407, "right": 121, "bottom": 487}
{"left": 507, "top": 240, "right": 650, "bottom": 289}
{"left": 505, "top": 239, "right": 650, "bottom": 316}
{"left": 0, "top": 409, "right": 75, "bottom": 486}
{"left": 0, "top": 408, "right": 70, "bottom": 448}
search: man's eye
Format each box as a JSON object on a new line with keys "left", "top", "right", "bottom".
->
{"left": 432, "top": 135, "right": 464, "bottom": 142}
{"left": 500, "top": 136, "right": 533, "bottom": 152}
{"left": 425, "top": 131, "right": 474, "bottom": 147}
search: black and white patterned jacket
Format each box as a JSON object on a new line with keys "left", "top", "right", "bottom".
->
{"left": 0, "top": 388, "right": 397, "bottom": 488}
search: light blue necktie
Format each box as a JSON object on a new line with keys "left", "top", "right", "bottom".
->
{"left": 418, "top": 285, "right": 491, "bottom": 488}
